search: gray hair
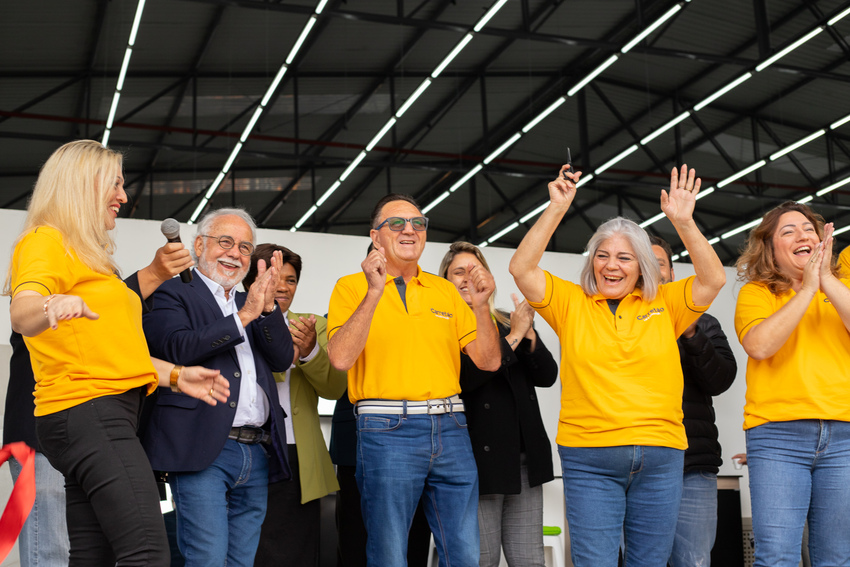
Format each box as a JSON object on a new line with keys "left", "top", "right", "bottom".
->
{"left": 579, "top": 217, "right": 661, "bottom": 301}
{"left": 193, "top": 208, "right": 258, "bottom": 260}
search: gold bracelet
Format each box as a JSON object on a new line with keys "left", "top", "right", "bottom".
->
{"left": 170, "top": 365, "right": 183, "bottom": 393}
{"left": 43, "top": 295, "right": 56, "bottom": 319}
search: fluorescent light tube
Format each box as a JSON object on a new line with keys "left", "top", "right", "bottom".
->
{"left": 483, "top": 132, "right": 522, "bottom": 164}
{"left": 756, "top": 28, "right": 823, "bottom": 72}
{"left": 568, "top": 55, "right": 619, "bottom": 97}
{"left": 694, "top": 73, "right": 752, "bottom": 111}
{"left": 595, "top": 145, "right": 638, "bottom": 174}
{"left": 621, "top": 5, "right": 682, "bottom": 54}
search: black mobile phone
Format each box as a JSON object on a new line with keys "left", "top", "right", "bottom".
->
{"left": 563, "top": 147, "right": 576, "bottom": 179}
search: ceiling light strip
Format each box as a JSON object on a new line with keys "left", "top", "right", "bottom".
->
{"left": 487, "top": 108, "right": 845, "bottom": 247}
{"left": 101, "top": 0, "right": 146, "bottom": 147}
{"left": 620, "top": 4, "right": 683, "bottom": 54}
{"left": 480, "top": 9, "right": 850, "bottom": 246}
{"left": 289, "top": 0, "right": 511, "bottom": 231}
{"left": 693, "top": 73, "right": 753, "bottom": 112}
{"left": 419, "top": 2, "right": 695, "bottom": 223}
{"left": 189, "top": 0, "right": 327, "bottom": 223}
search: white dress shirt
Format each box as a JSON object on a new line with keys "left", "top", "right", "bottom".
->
{"left": 196, "top": 269, "right": 269, "bottom": 428}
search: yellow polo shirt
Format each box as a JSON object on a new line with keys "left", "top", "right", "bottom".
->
{"left": 328, "top": 266, "right": 477, "bottom": 403}
{"left": 735, "top": 280, "right": 850, "bottom": 430}
{"left": 529, "top": 271, "right": 708, "bottom": 449}
{"left": 839, "top": 245, "right": 850, "bottom": 278}
{"left": 10, "top": 226, "right": 157, "bottom": 416}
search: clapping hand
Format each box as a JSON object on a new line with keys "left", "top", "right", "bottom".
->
{"left": 289, "top": 314, "right": 318, "bottom": 358}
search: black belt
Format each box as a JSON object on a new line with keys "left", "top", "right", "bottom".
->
{"left": 228, "top": 425, "right": 270, "bottom": 445}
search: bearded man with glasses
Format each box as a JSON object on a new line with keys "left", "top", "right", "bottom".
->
{"left": 328, "top": 194, "right": 502, "bottom": 566}
{"left": 140, "top": 208, "right": 296, "bottom": 567}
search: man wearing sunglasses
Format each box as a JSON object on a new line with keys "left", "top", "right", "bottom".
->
{"left": 328, "top": 194, "right": 502, "bottom": 566}
{"left": 141, "top": 208, "right": 296, "bottom": 567}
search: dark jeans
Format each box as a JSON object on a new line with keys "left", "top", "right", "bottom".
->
{"left": 36, "top": 387, "right": 169, "bottom": 567}
{"left": 335, "top": 465, "right": 432, "bottom": 567}
{"left": 255, "top": 445, "right": 320, "bottom": 567}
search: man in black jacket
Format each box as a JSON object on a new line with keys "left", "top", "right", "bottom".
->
{"left": 650, "top": 236, "right": 737, "bottom": 567}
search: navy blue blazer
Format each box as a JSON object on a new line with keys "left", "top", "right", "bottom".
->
{"left": 141, "top": 271, "right": 293, "bottom": 482}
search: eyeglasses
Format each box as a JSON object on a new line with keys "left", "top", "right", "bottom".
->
{"left": 374, "top": 216, "right": 429, "bottom": 232}
{"left": 201, "top": 235, "right": 255, "bottom": 256}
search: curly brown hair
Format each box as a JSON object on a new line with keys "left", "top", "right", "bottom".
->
{"left": 736, "top": 201, "right": 838, "bottom": 293}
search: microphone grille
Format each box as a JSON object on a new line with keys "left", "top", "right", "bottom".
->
{"left": 160, "top": 218, "right": 181, "bottom": 240}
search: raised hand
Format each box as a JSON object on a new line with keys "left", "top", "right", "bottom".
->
{"left": 661, "top": 164, "right": 700, "bottom": 225}
{"left": 467, "top": 263, "right": 495, "bottom": 308}
{"left": 819, "top": 222, "right": 835, "bottom": 283}
{"left": 802, "top": 240, "right": 825, "bottom": 295}
{"left": 362, "top": 246, "right": 388, "bottom": 294}
{"left": 45, "top": 294, "right": 99, "bottom": 330}
{"left": 240, "top": 254, "right": 280, "bottom": 325}
{"left": 548, "top": 165, "right": 582, "bottom": 208}
{"left": 261, "top": 250, "right": 283, "bottom": 312}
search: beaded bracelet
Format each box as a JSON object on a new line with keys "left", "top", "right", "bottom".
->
{"left": 42, "top": 295, "right": 56, "bottom": 319}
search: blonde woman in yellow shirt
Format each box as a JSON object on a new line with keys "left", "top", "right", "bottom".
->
{"left": 734, "top": 201, "right": 850, "bottom": 567}
{"left": 510, "top": 164, "right": 725, "bottom": 567}
{"left": 5, "top": 140, "right": 230, "bottom": 566}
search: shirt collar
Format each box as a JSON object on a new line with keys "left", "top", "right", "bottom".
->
{"left": 384, "top": 265, "right": 430, "bottom": 287}
{"left": 590, "top": 285, "right": 644, "bottom": 303}
{"left": 196, "top": 268, "right": 237, "bottom": 305}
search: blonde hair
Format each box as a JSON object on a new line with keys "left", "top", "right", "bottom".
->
{"left": 4, "top": 140, "right": 124, "bottom": 295}
{"left": 736, "top": 201, "right": 838, "bottom": 294}
{"left": 438, "top": 241, "right": 510, "bottom": 327}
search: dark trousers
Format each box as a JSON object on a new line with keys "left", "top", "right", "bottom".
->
{"left": 36, "top": 387, "right": 169, "bottom": 567}
{"left": 255, "top": 444, "right": 320, "bottom": 567}
{"left": 335, "top": 465, "right": 431, "bottom": 567}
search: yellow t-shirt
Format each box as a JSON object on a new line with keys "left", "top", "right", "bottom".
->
{"left": 327, "top": 266, "right": 477, "bottom": 403}
{"left": 839, "top": 245, "right": 850, "bottom": 278}
{"left": 529, "top": 271, "right": 708, "bottom": 449}
{"left": 734, "top": 280, "right": 850, "bottom": 429}
{"left": 10, "top": 226, "right": 157, "bottom": 416}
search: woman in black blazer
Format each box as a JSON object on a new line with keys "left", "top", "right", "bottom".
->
{"left": 439, "top": 241, "right": 559, "bottom": 567}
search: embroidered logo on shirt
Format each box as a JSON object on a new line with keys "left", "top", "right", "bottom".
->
{"left": 431, "top": 308, "right": 454, "bottom": 320}
{"left": 637, "top": 307, "right": 664, "bottom": 321}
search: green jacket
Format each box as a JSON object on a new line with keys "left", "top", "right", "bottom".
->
{"left": 274, "top": 311, "right": 347, "bottom": 503}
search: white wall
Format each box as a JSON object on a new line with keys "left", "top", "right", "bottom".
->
{"left": 0, "top": 208, "right": 751, "bottom": 515}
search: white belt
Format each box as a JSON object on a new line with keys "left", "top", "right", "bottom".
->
{"left": 355, "top": 395, "right": 464, "bottom": 415}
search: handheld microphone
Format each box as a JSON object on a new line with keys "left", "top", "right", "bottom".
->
{"left": 160, "top": 218, "right": 193, "bottom": 283}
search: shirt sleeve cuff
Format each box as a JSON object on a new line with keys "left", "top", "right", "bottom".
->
{"left": 300, "top": 341, "right": 320, "bottom": 362}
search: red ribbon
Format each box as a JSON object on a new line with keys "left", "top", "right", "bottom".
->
{"left": 0, "top": 442, "right": 36, "bottom": 563}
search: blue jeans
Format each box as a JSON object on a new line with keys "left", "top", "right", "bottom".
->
{"left": 9, "top": 452, "right": 69, "bottom": 567}
{"left": 356, "top": 411, "right": 479, "bottom": 567}
{"left": 558, "top": 445, "right": 684, "bottom": 567}
{"left": 747, "top": 420, "right": 850, "bottom": 567}
{"left": 170, "top": 439, "right": 270, "bottom": 567}
{"left": 668, "top": 471, "right": 717, "bottom": 567}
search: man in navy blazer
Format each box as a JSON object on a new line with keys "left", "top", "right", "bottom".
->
{"left": 141, "top": 208, "right": 295, "bottom": 567}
